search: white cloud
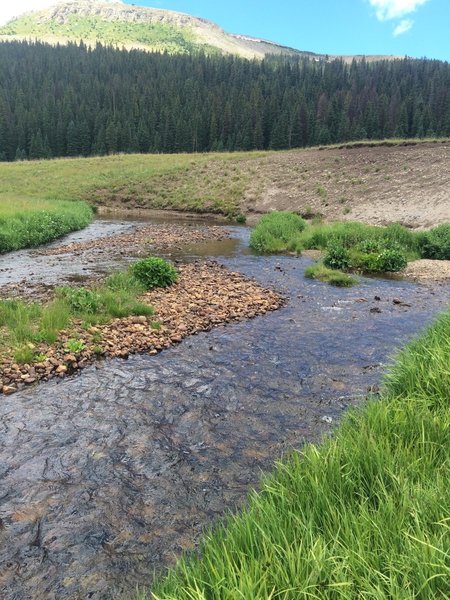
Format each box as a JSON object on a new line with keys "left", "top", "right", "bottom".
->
{"left": 393, "top": 18, "right": 414, "bottom": 34}
{"left": 368, "top": 0, "right": 429, "bottom": 21}
{"left": 0, "top": 1, "right": 55, "bottom": 25}
{"left": 0, "top": 0, "right": 124, "bottom": 26}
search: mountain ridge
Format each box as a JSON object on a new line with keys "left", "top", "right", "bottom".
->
{"left": 0, "top": 0, "right": 398, "bottom": 61}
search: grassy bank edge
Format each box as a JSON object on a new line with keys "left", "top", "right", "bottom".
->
{"left": 145, "top": 308, "right": 450, "bottom": 598}
{"left": 0, "top": 199, "right": 93, "bottom": 253}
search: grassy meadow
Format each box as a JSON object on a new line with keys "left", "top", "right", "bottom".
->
{"left": 0, "top": 152, "right": 261, "bottom": 218}
{"left": 145, "top": 307, "right": 450, "bottom": 599}
{"left": 0, "top": 152, "right": 261, "bottom": 252}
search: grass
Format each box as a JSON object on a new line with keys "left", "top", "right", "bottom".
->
{"left": 0, "top": 259, "right": 178, "bottom": 362}
{"left": 249, "top": 212, "right": 306, "bottom": 253}
{"left": 250, "top": 214, "right": 450, "bottom": 281}
{"left": 0, "top": 152, "right": 264, "bottom": 222}
{"left": 0, "top": 198, "right": 93, "bottom": 253}
{"left": 318, "top": 137, "right": 450, "bottom": 150}
{"left": 0, "top": 14, "right": 201, "bottom": 54}
{"left": 145, "top": 308, "right": 450, "bottom": 599}
{"left": 250, "top": 215, "right": 421, "bottom": 258}
{"left": 304, "top": 263, "right": 357, "bottom": 287}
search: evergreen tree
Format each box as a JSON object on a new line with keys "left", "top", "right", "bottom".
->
{"left": 0, "top": 40, "right": 448, "bottom": 162}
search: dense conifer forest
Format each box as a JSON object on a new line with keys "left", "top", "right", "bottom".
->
{"left": 0, "top": 40, "right": 449, "bottom": 161}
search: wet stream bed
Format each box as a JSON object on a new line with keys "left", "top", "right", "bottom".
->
{"left": 0, "top": 218, "right": 449, "bottom": 599}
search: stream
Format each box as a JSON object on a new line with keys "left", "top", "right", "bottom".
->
{"left": 0, "top": 217, "right": 449, "bottom": 599}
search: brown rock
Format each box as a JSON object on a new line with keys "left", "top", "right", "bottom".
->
{"left": 2, "top": 385, "right": 16, "bottom": 395}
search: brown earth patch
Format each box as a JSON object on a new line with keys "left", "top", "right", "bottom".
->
{"left": 0, "top": 262, "right": 284, "bottom": 395}
{"left": 400, "top": 259, "right": 450, "bottom": 283}
{"left": 92, "top": 143, "right": 449, "bottom": 229}
{"left": 240, "top": 142, "right": 450, "bottom": 228}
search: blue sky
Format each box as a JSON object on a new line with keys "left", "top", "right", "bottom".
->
{"left": 126, "top": 0, "right": 450, "bottom": 61}
{"left": 0, "top": 0, "right": 448, "bottom": 61}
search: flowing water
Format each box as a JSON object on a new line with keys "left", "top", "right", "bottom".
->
{"left": 0, "top": 218, "right": 448, "bottom": 599}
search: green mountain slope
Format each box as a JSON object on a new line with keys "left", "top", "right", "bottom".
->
{"left": 0, "top": 0, "right": 311, "bottom": 58}
{"left": 0, "top": 0, "right": 394, "bottom": 61}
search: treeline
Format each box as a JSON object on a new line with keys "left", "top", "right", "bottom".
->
{"left": 0, "top": 40, "right": 449, "bottom": 161}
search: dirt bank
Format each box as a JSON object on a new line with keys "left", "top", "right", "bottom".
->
{"left": 92, "top": 143, "right": 450, "bottom": 229}
{"left": 0, "top": 262, "right": 283, "bottom": 395}
{"left": 241, "top": 142, "right": 450, "bottom": 228}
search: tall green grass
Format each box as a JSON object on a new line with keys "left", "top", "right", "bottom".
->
{"left": 147, "top": 309, "right": 450, "bottom": 599}
{"left": 249, "top": 211, "right": 306, "bottom": 253}
{"left": 0, "top": 260, "right": 176, "bottom": 362}
{"left": 0, "top": 198, "right": 93, "bottom": 253}
{"left": 250, "top": 216, "right": 420, "bottom": 256}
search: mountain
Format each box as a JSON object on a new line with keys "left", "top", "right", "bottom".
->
{"left": 0, "top": 0, "right": 395, "bottom": 61}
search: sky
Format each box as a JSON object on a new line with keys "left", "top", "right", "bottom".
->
{"left": 0, "top": 0, "right": 449, "bottom": 61}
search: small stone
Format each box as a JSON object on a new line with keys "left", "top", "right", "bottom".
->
{"left": 56, "top": 365, "right": 67, "bottom": 374}
{"left": 2, "top": 385, "right": 16, "bottom": 395}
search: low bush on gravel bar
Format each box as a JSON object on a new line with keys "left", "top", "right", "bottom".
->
{"left": 131, "top": 257, "right": 178, "bottom": 290}
{"left": 145, "top": 309, "right": 450, "bottom": 599}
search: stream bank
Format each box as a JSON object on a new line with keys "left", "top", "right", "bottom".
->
{"left": 0, "top": 216, "right": 448, "bottom": 599}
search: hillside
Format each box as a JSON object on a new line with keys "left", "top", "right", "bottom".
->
{"left": 0, "top": 0, "right": 315, "bottom": 59}
{"left": 89, "top": 141, "right": 450, "bottom": 229}
{"left": 1, "top": 142, "right": 448, "bottom": 228}
{"left": 0, "top": 0, "right": 395, "bottom": 61}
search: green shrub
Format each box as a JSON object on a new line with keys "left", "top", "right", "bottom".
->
{"left": 57, "top": 287, "right": 102, "bottom": 313}
{"left": 350, "top": 250, "right": 380, "bottom": 272}
{"left": 323, "top": 243, "right": 351, "bottom": 270}
{"left": 376, "top": 248, "right": 408, "bottom": 272}
{"left": 249, "top": 212, "right": 306, "bottom": 253}
{"left": 356, "top": 239, "right": 383, "bottom": 253}
{"left": 130, "top": 257, "right": 178, "bottom": 290}
{"left": 418, "top": 223, "right": 450, "bottom": 260}
{"left": 349, "top": 247, "right": 407, "bottom": 273}
{"left": 65, "top": 338, "right": 85, "bottom": 354}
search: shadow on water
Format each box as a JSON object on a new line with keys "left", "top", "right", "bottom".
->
{"left": 0, "top": 217, "right": 449, "bottom": 599}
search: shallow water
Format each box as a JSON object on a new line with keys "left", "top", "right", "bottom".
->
{"left": 0, "top": 220, "right": 449, "bottom": 599}
{"left": 0, "top": 216, "right": 237, "bottom": 289}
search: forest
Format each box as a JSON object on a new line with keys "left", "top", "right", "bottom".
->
{"left": 0, "top": 40, "right": 449, "bottom": 161}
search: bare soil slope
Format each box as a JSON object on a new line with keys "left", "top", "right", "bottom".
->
{"left": 93, "top": 142, "right": 449, "bottom": 230}
{"left": 241, "top": 142, "right": 450, "bottom": 228}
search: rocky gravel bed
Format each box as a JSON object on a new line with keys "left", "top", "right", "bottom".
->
{"left": 400, "top": 258, "right": 450, "bottom": 283}
{"left": 0, "top": 262, "right": 283, "bottom": 395}
{"left": 33, "top": 223, "right": 229, "bottom": 256}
